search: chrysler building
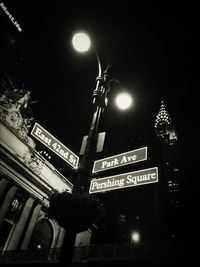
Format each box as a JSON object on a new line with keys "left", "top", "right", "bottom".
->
{"left": 154, "top": 101, "right": 185, "bottom": 241}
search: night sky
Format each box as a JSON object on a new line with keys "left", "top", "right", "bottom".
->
{"left": 1, "top": 1, "right": 200, "bottom": 241}
{"left": 1, "top": 0, "right": 199, "bottom": 187}
{"left": 10, "top": 2, "right": 198, "bottom": 166}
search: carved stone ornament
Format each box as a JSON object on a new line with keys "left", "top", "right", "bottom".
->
{"left": 26, "top": 154, "right": 44, "bottom": 175}
{"left": 5, "top": 110, "right": 23, "bottom": 129}
{"left": 0, "top": 89, "right": 36, "bottom": 148}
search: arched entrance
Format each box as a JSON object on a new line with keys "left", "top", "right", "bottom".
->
{"left": 28, "top": 219, "right": 53, "bottom": 250}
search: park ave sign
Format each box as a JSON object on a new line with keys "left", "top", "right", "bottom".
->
{"left": 89, "top": 167, "right": 158, "bottom": 194}
{"left": 92, "top": 147, "right": 147, "bottom": 173}
{"left": 31, "top": 122, "right": 79, "bottom": 169}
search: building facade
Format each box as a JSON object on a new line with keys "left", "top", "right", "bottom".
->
{"left": 0, "top": 89, "right": 73, "bottom": 254}
{"left": 0, "top": 4, "right": 92, "bottom": 261}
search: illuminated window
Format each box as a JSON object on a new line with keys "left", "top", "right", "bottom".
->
{"left": 11, "top": 199, "right": 19, "bottom": 212}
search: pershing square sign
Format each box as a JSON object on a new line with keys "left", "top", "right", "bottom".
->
{"left": 89, "top": 167, "right": 158, "bottom": 194}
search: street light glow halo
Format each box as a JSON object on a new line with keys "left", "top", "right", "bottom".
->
{"left": 115, "top": 92, "right": 133, "bottom": 110}
{"left": 72, "top": 32, "right": 91, "bottom": 53}
{"left": 131, "top": 231, "right": 140, "bottom": 242}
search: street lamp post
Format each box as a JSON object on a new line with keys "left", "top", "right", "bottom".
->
{"left": 58, "top": 32, "right": 133, "bottom": 265}
{"left": 59, "top": 33, "right": 111, "bottom": 265}
{"left": 72, "top": 32, "right": 111, "bottom": 193}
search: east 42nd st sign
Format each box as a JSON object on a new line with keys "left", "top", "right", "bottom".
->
{"left": 31, "top": 122, "right": 79, "bottom": 169}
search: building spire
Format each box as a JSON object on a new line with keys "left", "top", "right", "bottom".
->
{"left": 154, "top": 101, "right": 171, "bottom": 128}
{"left": 154, "top": 101, "right": 177, "bottom": 143}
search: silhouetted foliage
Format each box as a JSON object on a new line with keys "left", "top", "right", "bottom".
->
{"left": 47, "top": 190, "right": 105, "bottom": 233}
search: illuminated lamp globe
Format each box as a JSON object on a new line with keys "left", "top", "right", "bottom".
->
{"left": 115, "top": 92, "right": 133, "bottom": 110}
{"left": 72, "top": 32, "right": 91, "bottom": 53}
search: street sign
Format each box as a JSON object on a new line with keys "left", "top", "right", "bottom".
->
{"left": 80, "top": 132, "right": 106, "bottom": 155}
{"left": 89, "top": 167, "right": 158, "bottom": 194}
{"left": 31, "top": 122, "right": 79, "bottom": 169}
{"left": 92, "top": 147, "right": 147, "bottom": 173}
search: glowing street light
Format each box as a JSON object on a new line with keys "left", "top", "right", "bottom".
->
{"left": 131, "top": 231, "right": 140, "bottom": 243}
{"left": 115, "top": 92, "right": 133, "bottom": 110}
{"left": 72, "top": 32, "right": 91, "bottom": 53}
{"left": 72, "top": 32, "right": 133, "bottom": 112}
{"left": 130, "top": 231, "right": 140, "bottom": 256}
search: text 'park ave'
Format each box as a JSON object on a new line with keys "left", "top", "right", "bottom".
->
{"left": 92, "top": 147, "right": 147, "bottom": 173}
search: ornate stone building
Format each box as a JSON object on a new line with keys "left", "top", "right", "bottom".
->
{"left": 0, "top": 89, "right": 73, "bottom": 254}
